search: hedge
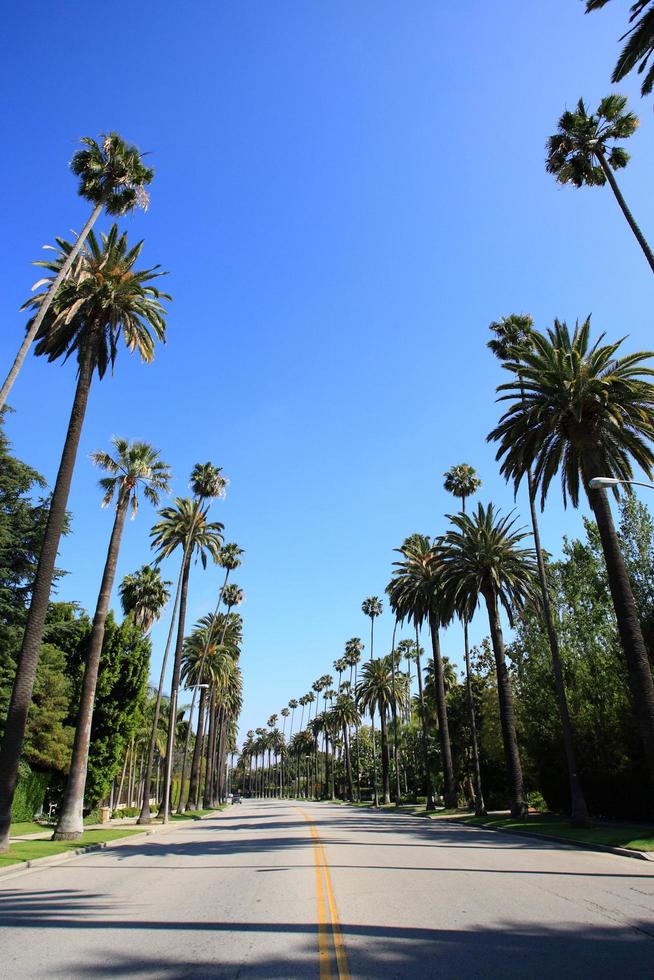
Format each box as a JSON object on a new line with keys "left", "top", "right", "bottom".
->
{"left": 12, "top": 761, "right": 49, "bottom": 822}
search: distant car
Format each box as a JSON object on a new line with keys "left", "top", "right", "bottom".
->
{"left": 232, "top": 794, "right": 242, "bottom": 804}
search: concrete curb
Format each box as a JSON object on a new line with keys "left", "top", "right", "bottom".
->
{"left": 440, "top": 818, "right": 654, "bottom": 863}
{"left": 338, "top": 800, "right": 654, "bottom": 863}
{"left": 0, "top": 808, "right": 228, "bottom": 882}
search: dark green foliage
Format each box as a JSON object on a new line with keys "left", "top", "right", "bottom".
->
{"left": 0, "top": 411, "right": 53, "bottom": 730}
{"left": 68, "top": 614, "right": 151, "bottom": 808}
{"left": 11, "top": 761, "right": 48, "bottom": 822}
{"left": 512, "top": 498, "right": 652, "bottom": 819}
{"left": 70, "top": 132, "right": 154, "bottom": 215}
{"left": 23, "top": 644, "right": 74, "bottom": 773}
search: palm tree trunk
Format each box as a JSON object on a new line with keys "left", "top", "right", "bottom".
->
{"left": 526, "top": 470, "right": 590, "bottom": 826}
{"left": 0, "top": 203, "right": 104, "bottom": 411}
{"left": 463, "top": 620, "right": 485, "bottom": 816}
{"left": 368, "top": 620, "right": 379, "bottom": 807}
{"left": 343, "top": 725, "right": 354, "bottom": 801}
{"left": 189, "top": 688, "right": 207, "bottom": 808}
{"left": 116, "top": 743, "right": 129, "bottom": 808}
{"left": 596, "top": 147, "right": 654, "bottom": 276}
{"left": 138, "top": 552, "right": 186, "bottom": 825}
{"left": 389, "top": 619, "right": 402, "bottom": 806}
{"left": 415, "top": 624, "right": 435, "bottom": 809}
{"left": 585, "top": 472, "right": 654, "bottom": 786}
{"left": 203, "top": 689, "right": 217, "bottom": 808}
{"left": 0, "top": 343, "right": 95, "bottom": 851}
{"left": 54, "top": 491, "right": 131, "bottom": 839}
{"left": 483, "top": 588, "right": 526, "bottom": 818}
{"left": 380, "top": 707, "right": 391, "bottom": 804}
{"left": 161, "top": 551, "right": 192, "bottom": 822}
{"left": 427, "top": 611, "right": 457, "bottom": 809}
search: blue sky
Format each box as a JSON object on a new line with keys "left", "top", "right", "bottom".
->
{"left": 1, "top": 1, "right": 653, "bottom": 740}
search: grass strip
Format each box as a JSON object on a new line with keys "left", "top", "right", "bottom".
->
{"left": 457, "top": 813, "right": 654, "bottom": 852}
{"left": 0, "top": 827, "right": 148, "bottom": 869}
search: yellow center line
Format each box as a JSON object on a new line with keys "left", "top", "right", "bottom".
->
{"left": 297, "top": 808, "right": 351, "bottom": 980}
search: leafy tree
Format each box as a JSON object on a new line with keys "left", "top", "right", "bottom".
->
{"left": 0, "top": 132, "right": 154, "bottom": 408}
{"left": 0, "top": 227, "right": 169, "bottom": 852}
{"left": 546, "top": 95, "right": 654, "bottom": 274}
{"left": 489, "top": 318, "right": 654, "bottom": 790}
{"left": 23, "top": 644, "right": 74, "bottom": 773}
{"left": 585, "top": 1, "right": 654, "bottom": 97}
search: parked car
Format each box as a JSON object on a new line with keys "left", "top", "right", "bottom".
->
{"left": 232, "top": 794, "right": 242, "bottom": 804}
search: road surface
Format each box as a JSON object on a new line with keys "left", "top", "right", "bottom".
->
{"left": 1, "top": 799, "right": 654, "bottom": 978}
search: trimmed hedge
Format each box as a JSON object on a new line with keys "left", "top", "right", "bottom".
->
{"left": 12, "top": 762, "right": 49, "bottom": 822}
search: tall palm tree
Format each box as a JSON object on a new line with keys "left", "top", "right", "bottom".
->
{"left": 546, "top": 95, "right": 654, "bottom": 274}
{"left": 488, "top": 314, "right": 590, "bottom": 826}
{"left": 329, "top": 695, "right": 360, "bottom": 801}
{"left": 54, "top": 439, "right": 170, "bottom": 839}
{"left": 489, "top": 317, "right": 654, "bottom": 787}
{"left": 437, "top": 503, "right": 538, "bottom": 818}
{"left": 190, "top": 462, "right": 228, "bottom": 501}
{"left": 585, "top": 1, "right": 654, "bottom": 97}
{"left": 120, "top": 564, "right": 171, "bottom": 633}
{"left": 443, "top": 463, "right": 485, "bottom": 815}
{"left": 357, "top": 656, "right": 406, "bottom": 804}
{"left": 176, "top": 542, "right": 243, "bottom": 811}
{"left": 0, "top": 133, "right": 154, "bottom": 409}
{"left": 0, "top": 228, "right": 168, "bottom": 851}
{"left": 150, "top": 498, "right": 223, "bottom": 821}
{"left": 386, "top": 538, "right": 457, "bottom": 808}
{"left": 361, "top": 598, "right": 382, "bottom": 806}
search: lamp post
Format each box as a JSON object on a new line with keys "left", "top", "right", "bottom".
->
{"left": 589, "top": 477, "right": 654, "bottom": 491}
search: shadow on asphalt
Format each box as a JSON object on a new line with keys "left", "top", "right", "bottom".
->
{"left": 2, "top": 803, "right": 654, "bottom": 978}
{"left": 0, "top": 890, "right": 653, "bottom": 979}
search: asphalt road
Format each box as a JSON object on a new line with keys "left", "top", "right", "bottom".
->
{"left": 2, "top": 799, "right": 654, "bottom": 979}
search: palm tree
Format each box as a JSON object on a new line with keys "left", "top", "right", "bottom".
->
{"left": 54, "top": 439, "right": 170, "bottom": 839}
{"left": 0, "top": 133, "right": 154, "bottom": 409}
{"left": 386, "top": 538, "right": 457, "bottom": 808}
{"left": 150, "top": 498, "right": 223, "bottom": 821}
{"left": 361, "top": 598, "right": 382, "bottom": 805}
{"left": 357, "top": 656, "right": 406, "bottom": 804}
{"left": 443, "top": 463, "right": 485, "bottom": 815}
{"left": 585, "top": 1, "right": 654, "bottom": 97}
{"left": 546, "top": 95, "right": 654, "bottom": 274}
{"left": 489, "top": 316, "right": 654, "bottom": 787}
{"left": 120, "top": 564, "right": 171, "bottom": 633}
{"left": 190, "top": 462, "right": 228, "bottom": 501}
{"left": 488, "top": 314, "right": 590, "bottom": 826}
{"left": 176, "top": 541, "right": 243, "bottom": 811}
{"left": 330, "top": 695, "right": 360, "bottom": 801}
{"left": 0, "top": 228, "right": 169, "bottom": 851}
{"left": 437, "top": 503, "right": 538, "bottom": 818}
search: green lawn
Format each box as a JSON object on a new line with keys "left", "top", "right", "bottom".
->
{"left": 0, "top": 827, "right": 148, "bottom": 869}
{"left": 458, "top": 813, "right": 654, "bottom": 852}
{"left": 9, "top": 821, "right": 50, "bottom": 838}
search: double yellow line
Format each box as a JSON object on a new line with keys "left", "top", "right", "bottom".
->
{"left": 297, "top": 808, "right": 350, "bottom": 980}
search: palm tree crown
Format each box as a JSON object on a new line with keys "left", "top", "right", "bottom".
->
{"left": 24, "top": 225, "right": 169, "bottom": 379}
{"left": 437, "top": 503, "right": 538, "bottom": 622}
{"left": 91, "top": 437, "right": 171, "bottom": 519}
{"left": 361, "top": 596, "right": 383, "bottom": 619}
{"left": 71, "top": 132, "right": 154, "bottom": 213}
{"left": 546, "top": 95, "right": 637, "bottom": 188}
{"left": 443, "top": 464, "right": 482, "bottom": 504}
{"left": 151, "top": 497, "right": 224, "bottom": 567}
{"left": 586, "top": 1, "right": 654, "bottom": 97}
{"left": 488, "top": 318, "right": 654, "bottom": 508}
{"left": 190, "top": 462, "right": 228, "bottom": 501}
{"left": 119, "top": 564, "right": 171, "bottom": 633}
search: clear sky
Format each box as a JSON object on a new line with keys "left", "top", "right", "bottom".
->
{"left": 1, "top": 1, "right": 653, "bottom": 741}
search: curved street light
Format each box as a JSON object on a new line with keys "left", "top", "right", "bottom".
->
{"left": 589, "top": 477, "right": 654, "bottom": 491}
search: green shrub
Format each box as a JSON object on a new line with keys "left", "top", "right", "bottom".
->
{"left": 112, "top": 806, "right": 140, "bottom": 819}
{"left": 526, "top": 790, "right": 547, "bottom": 812}
{"left": 83, "top": 809, "right": 102, "bottom": 825}
{"left": 12, "top": 762, "right": 49, "bottom": 822}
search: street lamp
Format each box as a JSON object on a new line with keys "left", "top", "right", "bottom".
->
{"left": 589, "top": 477, "right": 654, "bottom": 491}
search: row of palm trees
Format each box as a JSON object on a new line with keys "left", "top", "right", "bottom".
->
{"left": 0, "top": 132, "right": 245, "bottom": 849}
{"left": 245, "top": 313, "right": 654, "bottom": 823}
